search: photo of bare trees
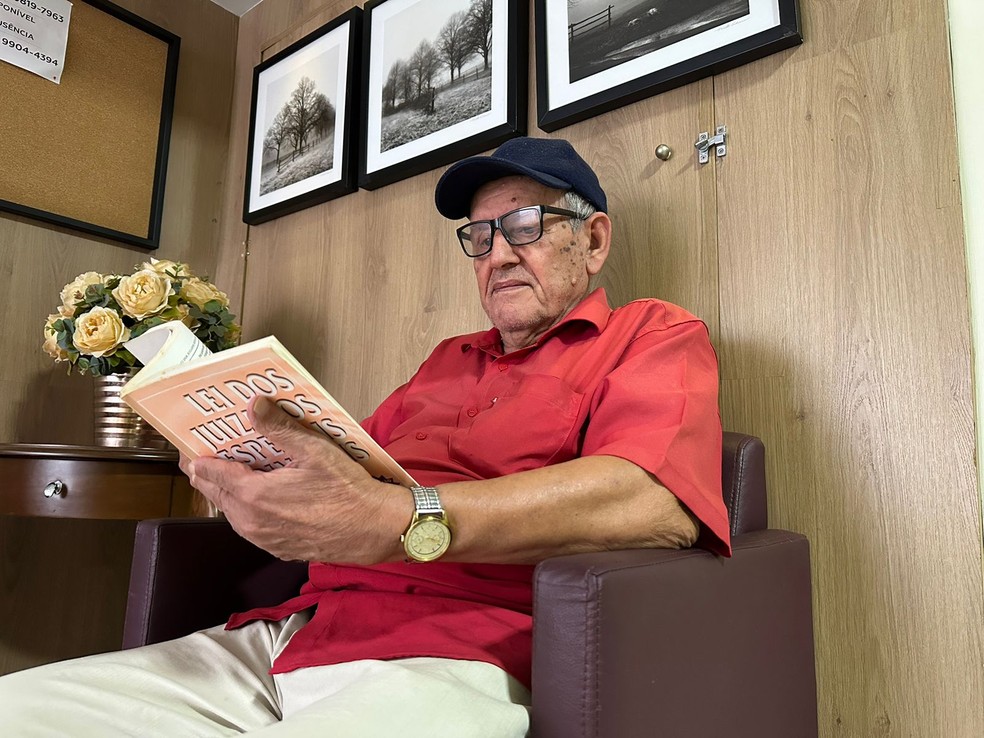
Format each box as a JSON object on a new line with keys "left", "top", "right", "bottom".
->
{"left": 566, "top": 0, "right": 749, "bottom": 83}
{"left": 258, "top": 59, "right": 339, "bottom": 196}
{"left": 245, "top": 11, "right": 360, "bottom": 225}
{"left": 378, "top": 0, "right": 493, "bottom": 152}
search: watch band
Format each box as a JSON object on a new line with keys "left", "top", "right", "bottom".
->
{"left": 410, "top": 486, "right": 444, "bottom": 516}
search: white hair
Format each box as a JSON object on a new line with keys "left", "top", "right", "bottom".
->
{"left": 564, "top": 191, "right": 596, "bottom": 231}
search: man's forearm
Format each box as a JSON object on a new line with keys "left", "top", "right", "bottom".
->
{"left": 427, "top": 455, "right": 698, "bottom": 565}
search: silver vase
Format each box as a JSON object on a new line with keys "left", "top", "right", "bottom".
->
{"left": 93, "top": 368, "right": 171, "bottom": 449}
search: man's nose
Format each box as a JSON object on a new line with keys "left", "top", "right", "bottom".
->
{"left": 487, "top": 229, "right": 520, "bottom": 268}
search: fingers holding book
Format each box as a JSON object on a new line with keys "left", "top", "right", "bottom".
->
{"left": 184, "top": 397, "right": 409, "bottom": 564}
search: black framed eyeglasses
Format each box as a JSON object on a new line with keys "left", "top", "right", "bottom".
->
{"left": 455, "top": 205, "right": 581, "bottom": 258}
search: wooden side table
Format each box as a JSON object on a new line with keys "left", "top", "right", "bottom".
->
{"left": 0, "top": 444, "right": 212, "bottom": 519}
{"left": 0, "top": 444, "right": 211, "bottom": 676}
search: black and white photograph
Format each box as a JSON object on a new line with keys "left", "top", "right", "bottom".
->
{"left": 568, "top": 0, "right": 750, "bottom": 83}
{"left": 360, "top": 0, "right": 526, "bottom": 190}
{"left": 535, "top": 0, "right": 801, "bottom": 131}
{"left": 243, "top": 9, "right": 361, "bottom": 225}
{"left": 378, "top": 0, "right": 494, "bottom": 152}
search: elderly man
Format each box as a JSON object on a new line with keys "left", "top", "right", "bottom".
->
{"left": 0, "top": 137, "right": 728, "bottom": 736}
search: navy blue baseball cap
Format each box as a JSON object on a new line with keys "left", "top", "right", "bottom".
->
{"left": 435, "top": 137, "right": 608, "bottom": 219}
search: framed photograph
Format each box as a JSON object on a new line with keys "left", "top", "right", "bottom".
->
{"left": 243, "top": 8, "right": 362, "bottom": 225}
{"left": 535, "top": 0, "right": 802, "bottom": 132}
{"left": 0, "top": 0, "right": 179, "bottom": 249}
{"left": 359, "top": 0, "right": 527, "bottom": 190}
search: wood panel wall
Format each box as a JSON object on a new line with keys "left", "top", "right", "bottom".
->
{"left": 715, "top": 0, "right": 984, "bottom": 733}
{"left": 0, "top": 0, "right": 238, "bottom": 674}
{"left": 220, "top": 0, "right": 984, "bottom": 734}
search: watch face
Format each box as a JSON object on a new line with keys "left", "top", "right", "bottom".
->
{"left": 405, "top": 518, "right": 451, "bottom": 561}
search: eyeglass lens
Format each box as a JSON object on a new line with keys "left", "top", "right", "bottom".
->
{"left": 459, "top": 207, "right": 544, "bottom": 256}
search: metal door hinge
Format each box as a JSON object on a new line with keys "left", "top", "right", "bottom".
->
{"left": 695, "top": 126, "right": 727, "bottom": 164}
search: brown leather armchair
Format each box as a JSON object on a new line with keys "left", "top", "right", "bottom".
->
{"left": 124, "top": 432, "right": 817, "bottom": 737}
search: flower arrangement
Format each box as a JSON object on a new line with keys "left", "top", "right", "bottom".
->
{"left": 43, "top": 259, "right": 240, "bottom": 376}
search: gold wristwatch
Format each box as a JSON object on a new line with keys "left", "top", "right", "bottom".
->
{"left": 401, "top": 486, "right": 452, "bottom": 562}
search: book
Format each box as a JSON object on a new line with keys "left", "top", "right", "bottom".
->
{"left": 120, "top": 321, "right": 416, "bottom": 486}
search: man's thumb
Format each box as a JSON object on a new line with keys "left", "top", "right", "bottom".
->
{"left": 248, "top": 396, "right": 326, "bottom": 463}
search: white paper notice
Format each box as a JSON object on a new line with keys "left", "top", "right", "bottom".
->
{"left": 0, "top": 0, "right": 72, "bottom": 83}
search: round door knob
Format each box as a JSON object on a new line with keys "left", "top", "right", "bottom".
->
{"left": 655, "top": 144, "right": 673, "bottom": 161}
{"left": 43, "top": 480, "right": 64, "bottom": 498}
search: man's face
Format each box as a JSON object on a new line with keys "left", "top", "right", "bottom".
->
{"left": 469, "top": 176, "right": 608, "bottom": 353}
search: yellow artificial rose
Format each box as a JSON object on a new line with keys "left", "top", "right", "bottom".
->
{"left": 42, "top": 313, "right": 69, "bottom": 362}
{"left": 181, "top": 277, "right": 229, "bottom": 309}
{"left": 59, "top": 271, "right": 105, "bottom": 317}
{"left": 112, "top": 269, "right": 172, "bottom": 320}
{"left": 73, "top": 307, "right": 129, "bottom": 357}
{"left": 142, "top": 258, "right": 192, "bottom": 277}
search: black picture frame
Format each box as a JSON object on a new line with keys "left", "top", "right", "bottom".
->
{"left": 0, "top": 0, "right": 179, "bottom": 249}
{"left": 243, "top": 8, "right": 362, "bottom": 225}
{"left": 535, "top": 0, "right": 802, "bottom": 132}
{"left": 359, "top": 0, "right": 527, "bottom": 191}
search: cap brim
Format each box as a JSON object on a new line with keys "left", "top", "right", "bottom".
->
{"left": 435, "top": 157, "right": 572, "bottom": 220}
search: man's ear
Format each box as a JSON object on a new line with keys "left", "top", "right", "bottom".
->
{"left": 585, "top": 212, "right": 612, "bottom": 276}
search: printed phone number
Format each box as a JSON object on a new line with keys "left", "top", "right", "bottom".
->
{"left": 1, "top": 35, "right": 58, "bottom": 63}
{"left": 6, "top": 0, "right": 65, "bottom": 22}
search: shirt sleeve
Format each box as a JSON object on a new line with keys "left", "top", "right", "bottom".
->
{"left": 581, "top": 319, "right": 729, "bottom": 555}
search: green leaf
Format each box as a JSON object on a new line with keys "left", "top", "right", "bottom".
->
{"left": 116, "top": 348, "right": 137, "bottom": 365}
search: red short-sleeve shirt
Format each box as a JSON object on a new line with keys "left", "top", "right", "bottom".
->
{"left": 227, "top": 289, "right": 727, "bottom": 687}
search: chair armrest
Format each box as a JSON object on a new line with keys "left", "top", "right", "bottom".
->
{"left": 123, "top": 517, "right": 308, "bottom": 649}
{"left": 531, "top": 530, "right": 817, "bottom": 738}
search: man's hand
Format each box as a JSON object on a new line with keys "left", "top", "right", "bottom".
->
{"left": 179, "top": 397, "right": 408, "bottom": 564}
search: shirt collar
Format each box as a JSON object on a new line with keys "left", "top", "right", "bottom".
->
{"left": 474, "top": 288, "right": 612, "bottom": 356}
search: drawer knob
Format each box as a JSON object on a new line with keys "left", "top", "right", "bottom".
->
{"left": 43, "top": 480, "right": 64, "bottom": 498}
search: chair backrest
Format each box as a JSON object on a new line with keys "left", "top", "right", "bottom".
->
{"left": 721, "top": 431, "right": 768, "bottom": 536}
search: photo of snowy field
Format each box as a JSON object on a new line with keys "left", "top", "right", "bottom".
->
{"left": 259, "top": 133, "right": 334, "bottom": 196}
{"left": 257, "top": 70, "right": 337, "bottom": 197}
{"left": 568, "top": 0, "right": 749, "bottom": 82}
{"left": 244, "top": 12, "right": 360, "bottom": 224}
{"left": 377, "top": 0, "right": 494, "bottom": 151}
{"left": 380, "top": 71, "right": 491, "bottom": 152}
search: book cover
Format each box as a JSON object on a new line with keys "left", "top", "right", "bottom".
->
{"left": 120, "top": 323, "right": 415, "bottom": 486}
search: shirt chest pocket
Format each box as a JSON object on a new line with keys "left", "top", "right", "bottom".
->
{"left": 448, "top": 373, "right": 585, "bottom": 478}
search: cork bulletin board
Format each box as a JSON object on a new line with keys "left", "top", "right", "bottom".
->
{"left": 0, "top": 0, "right": 179, "bottom": 249}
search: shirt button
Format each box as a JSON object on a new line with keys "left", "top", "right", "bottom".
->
{"left": 466, "top": 408, "right": 478, "bottom": 418}
{"left": 415, "top": 432, "right": 428, "bottom": 440}
{"left": 498, "top": 364, "right": 509, "bottom": 372}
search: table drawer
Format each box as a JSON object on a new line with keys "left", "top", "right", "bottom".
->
{"left": 0, "top": 457, "right": 176, "bottom": 519}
